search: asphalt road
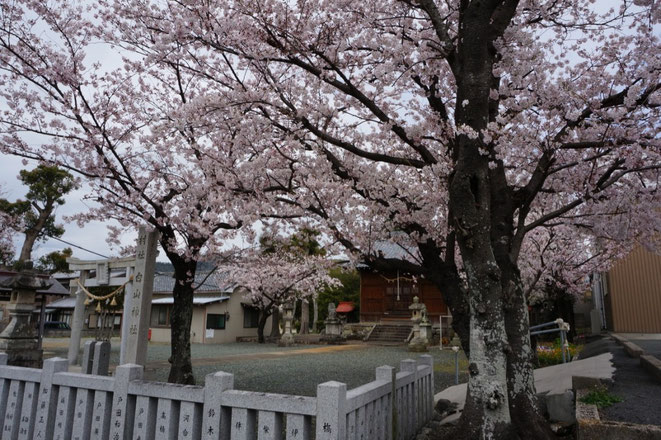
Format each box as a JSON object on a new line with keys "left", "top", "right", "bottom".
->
{"left": 584, "top": 336, "right": 661, "bottom": 426}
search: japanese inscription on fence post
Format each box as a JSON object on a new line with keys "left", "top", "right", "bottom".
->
{"left": 122, "top": 226, "right": 159, "bottom": 366}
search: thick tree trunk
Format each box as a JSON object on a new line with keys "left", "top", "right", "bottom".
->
{"left": 270, "top": 307, "right": 281, "bottom": 338}
{"left": 168, "top": 258, "right": 197, "bottom": 384}
{"left": 18, "top": 204, "right": 52, "bottom": 263}
{"left": 300, "top": 299, "right": 309, "bottom": 334}
{"left": 18, "top": 230, "right": 39, "bottom": 263}
{"left": 257, "top": 310, "right": 271, "bottom": 343}
{"left": 503, "top": 279, "right": 556, "bottom": 439}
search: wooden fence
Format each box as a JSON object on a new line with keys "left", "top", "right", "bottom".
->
{"left": 0, "top": 353, "right": 434, "bottom": 440}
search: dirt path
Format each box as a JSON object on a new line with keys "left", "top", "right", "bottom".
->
{"left": 144, "top": 343, "right": 368, "bottom": 369}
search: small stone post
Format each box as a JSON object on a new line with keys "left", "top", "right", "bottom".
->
{"left": 0, "top": 264, "right": 51, "bottom": 367}
{"left": 279, "top": 301, "right": 295, "bottom": 347}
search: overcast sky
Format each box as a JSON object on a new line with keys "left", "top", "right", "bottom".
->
{"left": 0, "top": 154, "right": 142, "bottom": 262}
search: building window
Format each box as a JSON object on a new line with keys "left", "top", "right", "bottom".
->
{"left": 243, "top": 307, "right": 259, "bottom": 328}
{"left": 150, "top": 305, "right": 170, "bottom": 327}
{"left": 207, "top": 314, "right": 226, "bottom": 330}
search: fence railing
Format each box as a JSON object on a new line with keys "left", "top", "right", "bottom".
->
{"left": 0, "top": 353, "right": 434, "bottom": 440}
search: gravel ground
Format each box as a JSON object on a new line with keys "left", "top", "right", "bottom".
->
{"left": 586, "top": 337, "right": 661, "bottom": 426}
{"left": 43, "top": 338, "right": 467, "bottom": 396}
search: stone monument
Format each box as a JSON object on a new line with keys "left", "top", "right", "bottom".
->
{"left": 279, "top": 301, "right": 295, "bottom": 347}
{"left": 321, "top": 303, "right": 345, "bottom": 344}
{"left": 0, "top": 263, "right": 51, "bottom": 367}
{"left": 408, "top": 296, "right": 429, "bottom": 352}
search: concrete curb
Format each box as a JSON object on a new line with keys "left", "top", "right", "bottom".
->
{"left": 611, "top": 333, "right": 661, "bottom": 384}
{"left": 611, "top": 334, "right": 644, "bottom": 358}
{"left": 576, "top": 388, "right": 661, "bottom": 440}
{"left": 641, "top": 355, "right": 661, "bottom": 383}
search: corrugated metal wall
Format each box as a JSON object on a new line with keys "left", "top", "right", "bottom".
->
{"left": 607, "top": 246, "right": 661, "bottom": 333}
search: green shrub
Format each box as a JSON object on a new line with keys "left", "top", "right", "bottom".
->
{"left": 579, "top": 386, "right": 623, "bottom": 408}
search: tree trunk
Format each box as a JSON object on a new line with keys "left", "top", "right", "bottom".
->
{"left": 18, "top": 204, "right": 52, "bottom": 263}
{"left": 167, "top": 257, "right": 197, "bottom": 384}
{"left": 270, "top": 307, "right": 281, "bottom": 338}
{"left": 18, "top": 230, "right": 39, "bottom": 263}
{"left": 312, "top": 296, "right": 318, "bottom": 333}
{"left": 503, "top": 277, "right": 556, "bottom": 439}
{"left": 300, "top": 299, "right": 309, "bottom": 334}
{"left": 257, "top": 309, "right": 271, "bottom": 343}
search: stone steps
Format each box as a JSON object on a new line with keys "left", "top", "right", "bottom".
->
{"left": 366, "top": 324, "right": 413, "bottom": 344}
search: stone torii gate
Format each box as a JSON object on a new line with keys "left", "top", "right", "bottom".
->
{"left": 66, "top": 227, "right": 159, "bottom": 367}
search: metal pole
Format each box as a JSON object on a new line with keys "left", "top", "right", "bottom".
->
{"left": 453, "top": 346, "right": 459, "bottom": 384}
{"left": 439, "top": 316, "right": 443, "bottom": 350}
{"left": 560, "top": 328, "right": 566, "bottom": 363}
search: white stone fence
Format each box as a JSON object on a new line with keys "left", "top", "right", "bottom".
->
{"left": 0, "top": 353, "right": 434, "bottom": 440}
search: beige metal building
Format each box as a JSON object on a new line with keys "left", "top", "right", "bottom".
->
{"left": 594, "top": 246, "right": 661, "bottom": 333}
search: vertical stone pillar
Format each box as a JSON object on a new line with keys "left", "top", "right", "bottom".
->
{"left": 81, "top": 340, "right": 97, "bottom": 374}
{"left": 119, "top": 266, "right": 134, "bottom": 365}
{"left": 120, "top": 227, "right": 159, "bottom": 366}
{"left": 315, "top": 381, "right": 347, "bottom": 440}
{"left": 202, "top": 371, "right": 234, "bottom": 440}
{"left": 376, "top": 366, "right": 396, "bottom": 440}
{"left": 92, "top": 340, "right": 111, "bottom": 375}
{"left": 109, "top": 363, "right": 143, "bottom": 440}
{"left": 68, "top": 270, "right": 89, "bottom": 365}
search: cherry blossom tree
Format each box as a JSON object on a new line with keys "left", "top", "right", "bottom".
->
{"left": 226, "top": 245, "right": 337, "bottom": 343}
{"left": 104, "top": 0, "right": 661, "bottom": 437}
{"left": 2, "top": 0, "right": 660, "bottom": 436}
{"left": 0, "top": 0, "right": 268, "bottom": 384}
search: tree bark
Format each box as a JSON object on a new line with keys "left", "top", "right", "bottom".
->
{"left": 300, "top": 299, "right": 309, "bottom": 334}
{"left": 18, "top": 202, "right": 52, "bottom": 263}
{"left": 312, "top": 296, "right": 318, "bottom": 332}
{"left": 167, "top": 257, "right": 197, "bottom": 384}
{"left": 270, "top": 307, "right": 281, "bottom": 338}
{"left": 257, "top": 309, "right": 271, "bottom": 343}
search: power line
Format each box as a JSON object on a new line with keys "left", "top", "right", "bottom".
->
{"left": 45, "top": 235, "right": 110, "bottom": 259}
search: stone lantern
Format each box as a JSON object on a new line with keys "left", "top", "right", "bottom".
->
{"left": 0, "top": 263, "right": 52, "bottom": 367}
{"left": 278, "top": 301, "right": 295, "bottom": 347}
{"left": 321, "top": 303, "right": 345, "bottom": 344}
{"left": 408, "top": 296, "right": 429, "bottom": 352}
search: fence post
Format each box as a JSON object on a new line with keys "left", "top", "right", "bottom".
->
{"left": 92, "top": 341, "right": 111, "bottom": 376}
{"left": 400, "top": 359, "right": 417, "bottom": 437}
{"left": 81, "top": 341, "right": 96, "bottom": 374}
{"left": 376, "top": 365, "right": 396, "bottom": 440}
{"left": 316, "top": 381, "right": 347, "bottom": 440}
{"left": 32, "top": 357, "right": 68, "bottom": 440}
{"left": 202, "top": 371, "right": 234, "bottom": 440}
{"left": 418, "top": 355, "right": 434, "bottom": 424}
{"left": 0, "top": 352, "right": 7, "bottom": 365}
{"left": 108, "top": 363, "right": 143, "bottom": 440}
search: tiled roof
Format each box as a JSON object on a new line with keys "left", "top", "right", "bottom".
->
{"left": 152, "top": 271, "right": 235, "bottom": 294}
{"left": 0, "top": 272, "right": 69, "bottom": 296}
{"left": 357, "top": 241, "right": 421, "bottom": 268}
{"left": 152, "top": 296, "right": 229, "bottom": 305}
